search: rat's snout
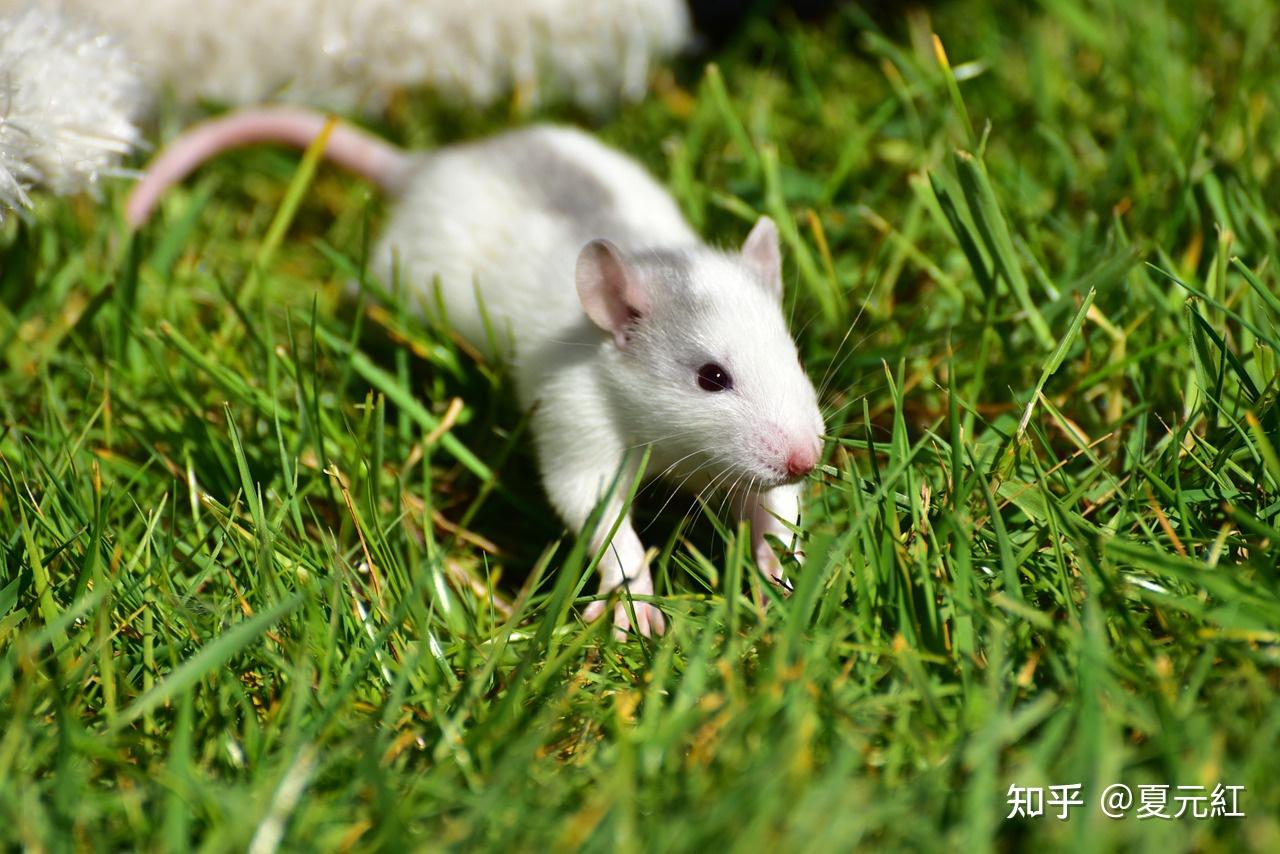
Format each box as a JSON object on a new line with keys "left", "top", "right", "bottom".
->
{"left": 757, "top": 421, "right": 823, "bottom": 485}
{"left": 785, "top": 444, "right": 817, "bottom": 478}
{"left": 762, "top": 427, "right": 824, "bottom": 481}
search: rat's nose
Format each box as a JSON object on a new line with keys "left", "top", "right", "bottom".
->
{"left": 785, "top": 444, "right": 817, "bottom": 478}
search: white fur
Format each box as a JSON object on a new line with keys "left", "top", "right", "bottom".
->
{"left": 0, "top": 0, "right": 691, "bottom": 114}
{"left": 0, "top": 5, "right": 142, "bottom": 217}
{"left": 375, "top": 127, "right": 695, "bottom": 369}
{"left": 131, "top": 117, "right": 824, "bottom": 638}
{"left": 372, "top": 126, "right": 824, "bottom": 637}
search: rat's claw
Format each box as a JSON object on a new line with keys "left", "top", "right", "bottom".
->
{"left": 583, "top": 596, "right": 666, "bottom": 639}
{"left": 650, "top": 605, "right": 667, "bottom": 635}
{"left": 583, "top": 599, "right": 608, "bottom": 624}
{"left": 755, "top": 544, "right": 793, "bottom": 596}
{"left": 614, "top": 601, "right": 665, "bottom": 639}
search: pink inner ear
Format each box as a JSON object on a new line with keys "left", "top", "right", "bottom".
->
{"left": 742, "top": 217, "right": 782, "bottom": 295}
{"left": 576, "top": 239, "right": 647, "bottom": 345}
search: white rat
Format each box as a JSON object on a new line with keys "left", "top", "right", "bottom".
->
{"left": 126, "top": 107, "right": 825, "bottom": 637}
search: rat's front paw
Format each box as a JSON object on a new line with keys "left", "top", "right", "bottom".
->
{"left": 613, "top": 600, "right": 667, "bottom": 639}
{"left": 583, "top": 585, "right": 666, "bottom": 639}
{"left": 755, "top": 540, "right": 797, "bottom": 596}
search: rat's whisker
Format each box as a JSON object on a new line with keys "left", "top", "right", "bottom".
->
{"left": 820, "top": 385, "right": 885, "bottom": 426}
{"left": 624, "top": 428, "right": 704, "bottom": 453}
{"left": 816, "top": 276, "right": 878, "bottom": 400}
{"left": 817, "top": 325, "right": 881, "bottom": 402}
{"left": 637, "top": 448, "right": 714, "bottom": 503}
{"left": 648, "top": 453, "right": 723, "bottom": 521}
{"left": 715, "top": 472, "right": 748, "bottom": 523}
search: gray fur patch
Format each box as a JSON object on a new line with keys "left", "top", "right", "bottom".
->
{"left": 488, "top": 131, "right": 621, "bottom": 236}
{"left": 628, "top": 248, "right": 695, "bottom": 292}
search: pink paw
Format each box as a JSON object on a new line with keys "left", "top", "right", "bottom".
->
{"left": 755, "top": 542, "right": 795, "bottom": 594}
{"left": 583, "top": 597, "right": 666, "bottom": 639}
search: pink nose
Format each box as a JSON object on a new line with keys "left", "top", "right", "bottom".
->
{"left": 785, "top": 445, "right": 817, "bottom": 478}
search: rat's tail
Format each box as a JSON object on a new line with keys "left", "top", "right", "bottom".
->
{"left": 125, "top": 106, "right": 415, "bottom": 229}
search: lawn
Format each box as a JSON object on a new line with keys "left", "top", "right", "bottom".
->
{"left": 2, "top": 0, "right": 1279, "bottom": 849}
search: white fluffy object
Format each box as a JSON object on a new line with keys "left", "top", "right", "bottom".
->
{"left": 5, "top": 0, "right": 693, "bottom": 114}
{"left": 0, "top": 6, "right": 143, "bottom": 216}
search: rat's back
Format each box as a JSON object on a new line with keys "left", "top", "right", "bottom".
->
{"left": 373, "top": 125, "right": 697, "bottom": 369}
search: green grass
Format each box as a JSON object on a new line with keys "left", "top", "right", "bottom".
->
{"left": 3, "top": 0, "right": 1280, "bottom": 849}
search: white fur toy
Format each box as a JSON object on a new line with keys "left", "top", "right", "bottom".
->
{"left": 0, "top": 6, "right": 142, "bottom": 217}
{"left": 126, "top": 108, "right": 825, "bottom": 638}
{"left": 2, "top": 0, "right": 691, "bottom": 114}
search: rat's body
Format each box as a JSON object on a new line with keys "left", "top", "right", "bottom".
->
{"left": 128, "top": 108, "right": 825, "bottom": 637}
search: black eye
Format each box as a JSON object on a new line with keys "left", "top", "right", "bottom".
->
{"left": 696, "top": 363, "right": 733, "bottom": 392}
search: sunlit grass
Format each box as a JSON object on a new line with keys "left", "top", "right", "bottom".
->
{"left": 2, "top": 1, "right": 1278, "bottom": 849}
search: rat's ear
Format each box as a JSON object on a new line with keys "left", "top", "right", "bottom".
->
{"left": 576, "top": 239, "right": 650, "bottom": 348}
{"left": 741, "top": 216, "right": 782, "bottom": 299}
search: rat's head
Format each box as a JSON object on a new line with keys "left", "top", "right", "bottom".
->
{"left": 576, "top": 217, "right": 824, "bottom": 494}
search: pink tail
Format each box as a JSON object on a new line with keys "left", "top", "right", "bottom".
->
{"left": 125, "top": 106, "right": 414, "bottom": 229}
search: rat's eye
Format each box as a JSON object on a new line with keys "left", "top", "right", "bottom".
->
{"left": 696, "top": 362, "right": 733, "bottom": 392}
